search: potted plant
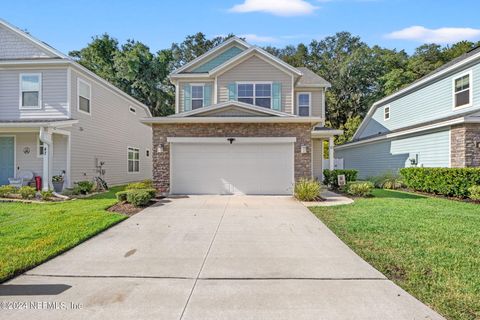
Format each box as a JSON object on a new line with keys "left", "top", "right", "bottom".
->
{"left": 52, "top": 175, "right": 64, "bottom": 193}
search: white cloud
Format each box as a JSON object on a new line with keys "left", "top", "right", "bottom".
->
{"left": 386, "top": 26, "right": 480, "bottom": 44}
{"left": 240, "top": 34, "right": 278, "bottom": 42}
{"left": 229, "top": 0, "right": 319, "bottom": 16}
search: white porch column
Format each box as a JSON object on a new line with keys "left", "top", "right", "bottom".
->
{"left": 329, "top": 136, "right": 335, "bottom": 170}
{"left": 40, "top": 127, "right": 53, "bottom": 191}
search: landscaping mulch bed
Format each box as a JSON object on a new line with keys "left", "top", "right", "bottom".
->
{"left": 398, "top": 188, "right": 480, "bottom": 204}
{"left": 107, "top": 197, "right": 165, "bottom": 216}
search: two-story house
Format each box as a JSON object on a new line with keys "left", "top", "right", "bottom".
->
{"left": 336, "top": 47, "right": 480, "bottom": 178}
{"left": 0, "top": 19, "right": 152, "bottom": 190}
{"left": 142, "top": 37, "right": 342, "bottom": 195}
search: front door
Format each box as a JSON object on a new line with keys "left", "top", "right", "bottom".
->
{"left": 0, "top": 137, "right": 15, "bottom": 185}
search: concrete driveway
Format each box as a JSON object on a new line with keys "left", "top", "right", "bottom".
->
{"left": 2, "top": 196, "right": 444, "bottom": 319}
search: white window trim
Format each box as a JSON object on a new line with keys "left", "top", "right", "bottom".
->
{"left": 384, "top": 105, "right": 390, "bottom": 121}
{"left": 296, "top": 92, "right": 312, "bottom": 116}
{"left": 191, "top": 83, "right": 205, "bottom": 109}
{"left": 127, "top": 146, "right": 140, "bottom": 174}
{"left": 19, "top": 73, "right": 42, "bottom": 110}
{"left": 236, "top": 81, "right": 273, "bottom": 108}
{"left": 452, "top": 70, "right": 473, "bottom": 110}
{"left": 77, "top": 78, "right": 92, "bottom": 115}
{"left": 37, "top": 137, "right": 45, "bottom": 158}
{"left": 129, "top": 106, "right": 136, "bottom": 114}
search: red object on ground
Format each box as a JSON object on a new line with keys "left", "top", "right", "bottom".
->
{"left": 35, "top": 176, "right": 42, "bottom": 191}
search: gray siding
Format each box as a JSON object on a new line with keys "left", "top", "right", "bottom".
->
{"left": 69, "top": 69, "right": 152, "bottom": 185}
{"left": 337, "top": 128, "right": 450, "bottom": 178}
{"left": 0, "top": 25, "right": 55, "bottom": 59}
{"left": 0, "top": 68, "right": 69, "bottom": 120}
{"left": 217, "top": 55, "right": 293, "bottom": 113}
{"left": 358, "top": 63, "right": 480, "bottom": 139}
{"left": 13, "top": 132, "right": 67, "bottom": 184}
{"left": 312, "top": 139, "right": 323, "bottom": 179}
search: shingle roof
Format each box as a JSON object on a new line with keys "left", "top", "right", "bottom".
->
{"left": 296, "top": 67, "right": 331, "bottom": 87}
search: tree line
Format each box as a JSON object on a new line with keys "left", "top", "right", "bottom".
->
{"left": 69, "top": 32, "right": 480, "bottom": 144}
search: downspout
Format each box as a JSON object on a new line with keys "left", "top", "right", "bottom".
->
{"left": 39, "top": 127, "right": 53, "bottom": 191}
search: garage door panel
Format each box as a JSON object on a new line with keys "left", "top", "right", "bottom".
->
{"left": 171, "top": 142, "right": 293, "bottom": 195}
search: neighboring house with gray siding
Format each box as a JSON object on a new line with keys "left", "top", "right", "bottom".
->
{"left": 336, "top": 46, "right": 480, "bottom": 178}
{"left": 0, "top": 19, "right": 152, "bottom": 190}
{"left": 142, "top": 37, "right": 342, "bottom": 195}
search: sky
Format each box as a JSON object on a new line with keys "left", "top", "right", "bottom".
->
{"left": 2, "top": 0, "right": 480, "bottom": 55}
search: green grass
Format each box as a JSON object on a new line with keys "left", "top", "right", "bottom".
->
{"left": 310, "top": 189, "right": 480, "bottom": 320}
{"left": 0, "top": 186, "right": 127, "bottom": 282}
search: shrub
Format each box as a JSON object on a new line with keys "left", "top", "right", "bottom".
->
{"left": 345, "top": 181, "right": 374, "bottom": 197}
{"left": 294, "top": 178, "right": 322, "bottom": 201}
{"left": 126, "top": 180, "right": 153, "bottom": 190}
{"left": 73, "top": 181, "right": 94, "bottom": 195}
{"left": 115, "top": 191, "right": 129, "bottom": 202}
{"left": 323, "top": 169, "right": 358, "bottom": 189}
{"left": 0, "top": 185, "right": 17, "bottom": 198}
{"left": 126, "top": 189, "right": 153, "bottom": 207}
{"left": 40, "top": 190, "right": 54, "bottom": 201}
{"left": 400, "top": 167, "right": 480, "bottom": 198}
{"left": 468, "top": 185, "right": 480, "bottom": 201}
{"left": 374, "top": 171, "right": 404, "bottom": 190}
{"left": 18, "top": 186, "right": 36, "bottom": 199}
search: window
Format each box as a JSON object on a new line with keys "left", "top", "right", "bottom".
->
{"left": 453, "top": 72, "right": 472, "bottom": 108}
{"left": 191, "top": 85, "right": 204, "bottom": 110}
{"left": 78, "top": 79, "right": 91, "bottom": 114}
{"left": 128, "top": 147, "right": 140, "bottom": 173}
{"left": 20, "top": 73, "right": 41, "bottom": 109}
{"left": 129, "top": 106, "right": 136, "bottom": 114}
{"left": 38, "top": 139, "right": 45, "bottom": 157}
{"left": 384, "top": 105, "right": 390, "bottom": 120}
{"left": 297, "top": 93, "right": 311, "bottom": 116}
{"left": 237, "top": 83, "right": 272, "bottom": 108}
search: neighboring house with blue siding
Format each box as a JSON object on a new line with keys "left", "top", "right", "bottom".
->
{"left": 336, "top": 47, "right": 480, "bottom": 178}
{"left": 0, "top": 19, "right": 152, "bottom": 190}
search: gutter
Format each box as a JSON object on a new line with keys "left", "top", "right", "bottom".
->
{"left": 141, "top": 116, "right": 323, "bottom": 125}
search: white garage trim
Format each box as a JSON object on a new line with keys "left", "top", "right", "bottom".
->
{"left": 167, "top": 137, "right": 296, "bottom": 144}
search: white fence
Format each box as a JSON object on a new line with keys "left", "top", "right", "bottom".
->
{"left": 322, "top": 158, "right": 344, "bottom": 170}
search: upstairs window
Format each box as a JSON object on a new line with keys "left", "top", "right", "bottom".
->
{"left": 237, "top": 83, "right": 272, "bottom": 108}
{"left": 384, "top": 105, "right": 390, "bottom": 120}
{"left": 20, "top": 73, "right": 41, "bottom": 109}
{"left": 128, "top": 147, "right": 139, "bottom": 173}
{"left": 191, "top": 85, "right": 204, "bottom": 110}
{"left": 297, "top": 93, "right": 311, "bottom": 116}
{"left": 453, "top": 72, "right": 472, "bottom": 108}
{"left": 78, "top": 79, "right": 91, "bottom": 114}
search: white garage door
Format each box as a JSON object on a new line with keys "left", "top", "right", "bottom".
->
{"left": 170, "top": 137, "right": 295, "bottom": 195}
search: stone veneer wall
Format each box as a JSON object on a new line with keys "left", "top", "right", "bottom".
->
{"left": 152, "top": 123, "right": 312, "bottom": 193}
{"left": 451, "top": 123, "right": 480, "bottom": 167}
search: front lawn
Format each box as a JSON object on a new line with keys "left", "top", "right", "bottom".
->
{"left": 0, "top": 186, "right": 127, "bottom": 282}
{"left": 310, "top": 189, "right": 480, "bottom": 320}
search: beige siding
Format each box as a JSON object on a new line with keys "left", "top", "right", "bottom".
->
{"left": 0, "top": 68, "right": 69, "bottom": 120}
{"left": 69, "top": 69, "right": 152, "bottom": 186}
{"left": 312, "top": 139, "right": 323, "bottom": 180}
{"left": 0, "top": 25, "right": 54, "bottom": 59}
{"left": 217, "top": 55, "right": 293, "bottom": 113}
{"left": 294, "top": 88, "right": 323, "bottom": 117}
{"left": 178, "top": 80, "right": 214, "bottom": 113}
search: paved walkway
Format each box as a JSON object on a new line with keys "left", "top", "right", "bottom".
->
{"left": 1, "top": 196, "right": 443, "bottom": 319}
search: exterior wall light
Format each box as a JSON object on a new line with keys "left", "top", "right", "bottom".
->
{"left": 301, "top": 145, "right": 307, "bottom": 154}
{"left": 157, "top": 144, "right": 164, "bottom": 153}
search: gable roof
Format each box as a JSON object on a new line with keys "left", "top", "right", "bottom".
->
{"left": 171, "top": 37, "right": 251, "bottom": 75}
{"left": 169, "top": 37, "right": 303, "bottom": 80}
{"left": 353, "top": 46, "right": 480, "bottom": 141}
{"left": 0, "top": 19, "right": 152, "bottom": 117}
{"left": 169, "top": 101, "right": 296, "bottom": 118}
{"left": 296, "top": 67, "right": 331, "bottom": 87}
